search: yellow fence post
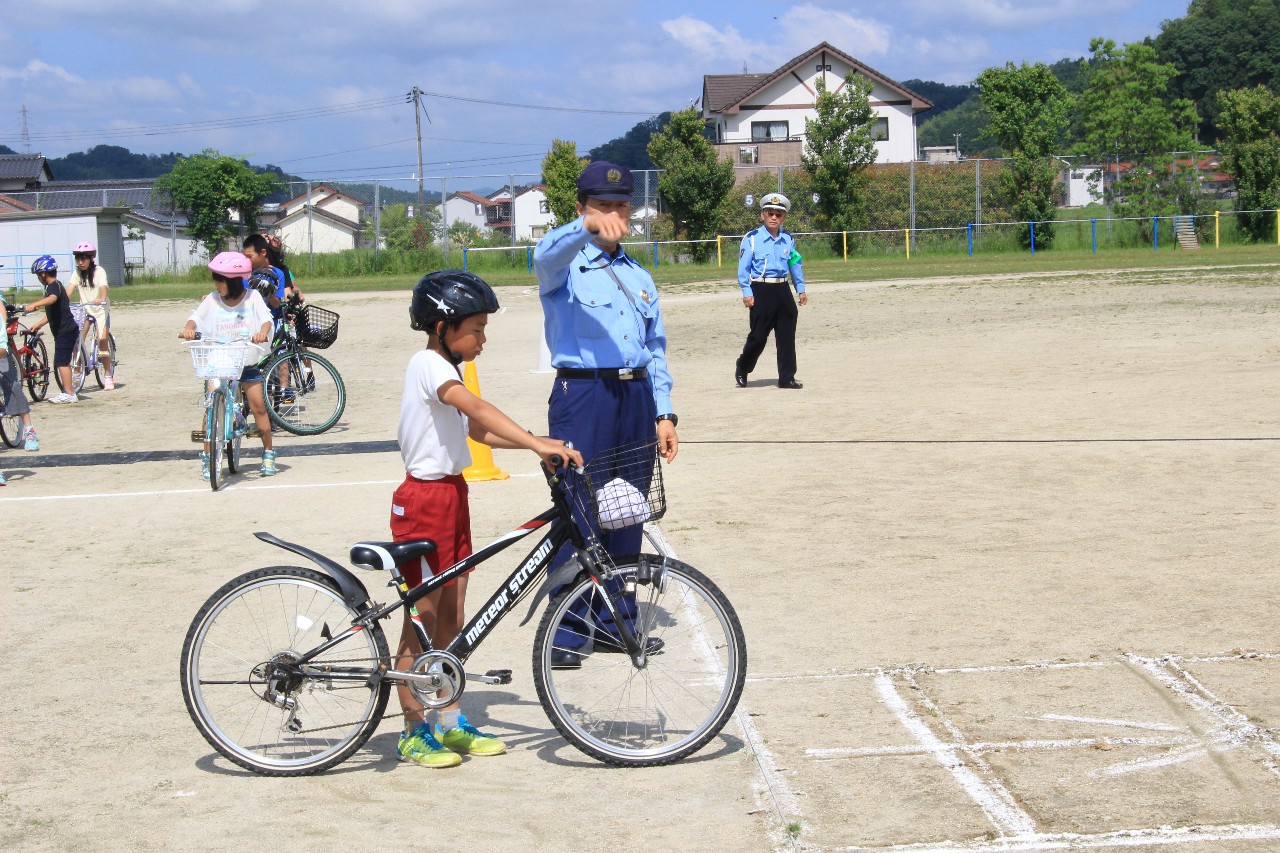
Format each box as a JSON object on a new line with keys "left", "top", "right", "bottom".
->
{"left": 1215, "top": 210, "right": 1220, "bottom": 249}
{"left": 716, "top": 235, "right": 722, "bottom": 267}
{"left": 842, "top": 231, "right": 847, "bottom": 261}
{"left": 905, "top": 229, "right": 911, "bottom": 260}
{"left": 461, "top": 361, "right": 509, "bottom": 482}
{"left": 1276, "top": 209, "right": 1279, "bottom": 245}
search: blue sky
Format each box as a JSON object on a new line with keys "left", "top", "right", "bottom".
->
{"left": 3, "top": 1, "right": 1184, "bottom": 187}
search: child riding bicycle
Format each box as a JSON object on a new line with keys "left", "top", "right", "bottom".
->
{"left": 178, "top": 252, "right": 276, "bottom": 479}
{"left": 66, "top": 241, "right": 115, "bottom": 389}
{"left": 391, "top": 269, "right": 581, "bottom": 768}
{"left": 20, "top": 256, "right": 79, "bottom": 404}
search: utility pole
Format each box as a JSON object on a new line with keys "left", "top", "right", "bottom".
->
{"left": 409, "top": 87, "right": 426, "bottom": 215}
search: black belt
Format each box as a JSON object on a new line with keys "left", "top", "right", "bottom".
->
{"left": 556, "top": 367, "right": 648, "bottom": 381}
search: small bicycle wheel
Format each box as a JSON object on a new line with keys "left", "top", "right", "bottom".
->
{"left": 208, "top": 392, "right": 226, "bottom": 491}
{"left": 24, "top": 336, "right": 50, "bottom": 402}
{"left": 69, "top": 337, "right": 89, "bottom": 394}
{"left": 533, "top": 554, "right": 747, "bottom": 767}
{"left": 264, "top": 350, "right": 345, "bottom": 435}
{"left": 0, "top": 384, "right": 20, "bottom": 448}
{"left": 180, "top": 566, "right": 390, "bottom": 776}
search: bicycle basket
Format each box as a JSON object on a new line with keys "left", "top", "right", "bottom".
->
{"left": 69, "top": 304, "right": 88, "bottom": 329}
{"left": 576, "top": 439, "right": 667, "bottom": 531}
{"left": 187, "top": 341, "right": 258, "bottom": 381}
{"left": 295, "top": 304, "right": 340, "bottom": 349}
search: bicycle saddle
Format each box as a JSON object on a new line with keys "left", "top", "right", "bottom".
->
{"left": 349, "top": 540, "right": 437, "bottom": 572}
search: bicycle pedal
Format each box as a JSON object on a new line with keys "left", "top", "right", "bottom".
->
{"left": 470, "top": 669, "right": 513, "bottom": 685}
{"left": 190, "top": 430, "right": 206, "bottom": 442}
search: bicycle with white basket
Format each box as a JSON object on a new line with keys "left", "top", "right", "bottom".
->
{"left": 66, "top": 302, "right": 117, "bottom": 394}
{"left": 185, "top": 337, "right": 260, "bottom": 491}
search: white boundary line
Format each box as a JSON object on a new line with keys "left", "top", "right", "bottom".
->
{"left": 0, "top": 479, "right": 403, "bottom": 502}
{"left": 830, "top": 822, "right": 1280, "bottom": 851}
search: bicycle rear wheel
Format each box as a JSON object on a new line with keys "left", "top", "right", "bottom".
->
{"left": 208, "top": 392, "right": 226, "bottom": 491}
{"left": 180, "top": 566, "right": 390, "bottom": 776}
{"left": 533, "top": 554, "right": 747, "bottom": 767}
{"left": 264, "top": 350, "right": 345, "bottom": 435}
{"left": 0, "top": 383, "right": 19, "bottom": 448}
{"left": 24, "top": 336, "right": 49, "bottom": 401}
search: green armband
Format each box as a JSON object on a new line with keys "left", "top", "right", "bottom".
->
{"left": 789, "top": 250, "right": 802, "bottom": 265}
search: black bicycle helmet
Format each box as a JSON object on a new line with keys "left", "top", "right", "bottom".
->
{"left": 410, "top": 269, "right": 500, "bottom": 333}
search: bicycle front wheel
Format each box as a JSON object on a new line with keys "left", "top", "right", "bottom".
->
{"left": 69, "top": 337, "right": 89, "bottom": 394}
{"left": 0, "top": 384, "right": 19, "bottom": 448}
{"left": 264, "top": 350, "right": 345, "bottom": 435}
{"left": 24, "top": 336, "right": 49, "bottom": 401}
{"left": 95, "top": 331, "right": 116, "bottom": 387}
{"left": 180, "top": 566, "right": 390, "bottom": 776}
{"left": 208, "top": 391, "right": 226, "bottom": 491}
{"left": 533, "top": 554, "right": 747, "bottom": 767}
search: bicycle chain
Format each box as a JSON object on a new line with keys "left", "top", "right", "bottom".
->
{"left": 283, "top": 655, "right": 404, "bottom": 735}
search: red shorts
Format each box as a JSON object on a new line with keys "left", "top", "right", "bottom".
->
{"left": 390, "top": 474, "right": 473, "bottom": 587}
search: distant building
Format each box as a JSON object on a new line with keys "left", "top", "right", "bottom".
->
{"left": 437, "top": 190, "right": 492, "bottom": 234}
{"left": 0, "top": 154, "right": 54, "bottom": 193}
{"left": 267, "top": 185, "right": 364, "bottom": 255}
{"left": 484, "top": 185, "right": 554, "bottom": 242}
{"left": 702, "top": 41, "right": 931, "bottom": 180}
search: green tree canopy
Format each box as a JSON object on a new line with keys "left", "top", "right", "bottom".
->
{"left": 646, "top": 108, "right": 735, "bottom": 251}
{"left": 589, "top": 113, "right": 672, "bottom": 170}
{"left": 978, "top": 61, "right": 1071, "bottom": 248}
{"left": 1079, "top": 38, "right": 1201, "bottom": 226}
{"left": 381, "top": 202, "right": 442, "bottom": 252}
{"left": 541, "top": 139, "right": 586, "bottom": 227}
{"left": 1155, "top": 0, "right": 1280, "bottom": 142}
{"left": 1217, "top": 85, "right": 1280, "bottom": 240}
{"left": 802, "top": 72, "right": 879, "bottom": 238}
{"left": 153, "top": 149, "right": 279, "bottom": 257}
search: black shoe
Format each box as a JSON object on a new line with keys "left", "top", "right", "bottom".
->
{"left": 596, "top": 636, "right": 665, "bottom": 655}
{"left": 735, "top": 370, "right": 747, "bottom": 388}
{"left": 778, "top": 379, "right": 803, "bottom": 389}
{"left": 550, "top": 649, "right": 585, "bottom": 669}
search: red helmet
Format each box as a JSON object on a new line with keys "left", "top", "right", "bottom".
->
{"left": 208, "top": 251, "right": 252, "bottom": 278}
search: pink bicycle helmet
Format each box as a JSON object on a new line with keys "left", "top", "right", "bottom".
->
{"left": 73, "top": 241, "right": 97, "bottom": 256}
{"left": 208, "top": 251, "right": 252, "bottom": 278}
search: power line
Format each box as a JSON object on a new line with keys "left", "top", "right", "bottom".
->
{"left": 419, "top": 89, "right": 656, "bottom": 116}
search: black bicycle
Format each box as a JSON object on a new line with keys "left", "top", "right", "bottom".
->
{"left": 179, "top": 439, "right": 746, "bottom": 775}
{"left": 260, "top": 296, "right": 345, "bottom": 435}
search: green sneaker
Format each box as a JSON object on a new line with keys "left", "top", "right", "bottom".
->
{"left": 438, "top": 715, "right": 507, "bottom": 756}
{"left": 398, "top": 725, "right": 461, "bottom": 768}
{"left": 260, "top": 449, "right": 277, "bottom": 477}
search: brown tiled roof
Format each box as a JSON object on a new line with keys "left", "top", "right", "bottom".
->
{"left": 704, "top": 41, "right": 932, "bottom": 114}
{"left": 0, "top": 192, "right": 34, "bottom": 212}
{"left": 450, "top": 191, "right": 492, "bottom": 205}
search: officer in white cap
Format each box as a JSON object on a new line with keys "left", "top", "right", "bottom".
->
{"left": 734, "top": 192, "right": 807, "bottom": 389}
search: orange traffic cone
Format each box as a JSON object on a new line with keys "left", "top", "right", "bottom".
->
{"left": 461, "top": 360, "right": 510, "bottom": 482}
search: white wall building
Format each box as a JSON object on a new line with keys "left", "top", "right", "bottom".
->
{"left": 703, "top": 41, "right": 931, "bottom": 176}
{"left": 273, "top": 185, "right": 364, "bottom": 255}
{"left": 437, "top": 191, "right": 492, "bottom": 234}
{"left": 485, "top": 185, "right": 555, "bottom": 242}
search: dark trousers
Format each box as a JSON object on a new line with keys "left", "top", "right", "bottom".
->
{"left": 548, "top": 374, "right": 658, "bottom": 651}
{"left": 737, "top": 282, "right": 798, "bottom": 383}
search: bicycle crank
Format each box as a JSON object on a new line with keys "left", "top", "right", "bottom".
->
{"left": 399, "top": 650, "right": 466, "bottom": 708}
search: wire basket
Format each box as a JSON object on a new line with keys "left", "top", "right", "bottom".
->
{"left": 295, "top": 304, "right": 340, "bottom": 349}
{"left": 69, "top": 303, "right": 88, "bottom": 330}
{"left": 186, "top": 340, "right": 258, "bottom": 381}
{"left": 575, "top": 439, "right": 667, "bottom": 532}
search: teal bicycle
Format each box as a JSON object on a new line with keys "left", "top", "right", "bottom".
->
{"left": 186, "top": 338, "right": 259, "bottom": 492}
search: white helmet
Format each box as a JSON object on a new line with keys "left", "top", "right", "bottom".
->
{"left": 760, "top": 192, "right": 790, "bottom": 212}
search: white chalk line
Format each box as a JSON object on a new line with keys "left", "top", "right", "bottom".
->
{"left": 0, "top": 478, "right": 403, "bottom": 503}
{"left": 877, "top": 672, "right": 1039, "bottom": 837}
{"left": 827, "top": 822, "right": 1280, "bottom": 851}
{"left": 746, "top": 658, "right": 1113, "bottom": 686}
{"left": 808, "top": 735, "right": 1197, "bottom": 760}
{"left": 642, "top": 523, "right": 800, "bottom": 852}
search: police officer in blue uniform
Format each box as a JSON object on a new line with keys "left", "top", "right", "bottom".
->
{"left": 734, "top": 192, "right": 807, "bottom": 389}
{"left": 533, "top": 160, "right": 678, "bottom": 667}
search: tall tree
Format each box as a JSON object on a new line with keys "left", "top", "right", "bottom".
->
{"left": 1155, "top": 0, "right": 1280, "bottom": 141}
{"left": 802, "top": 71, "right": 879, "bottom": 239}
{"left": 978, "top": 62, "right": 1071, "bottom": 249}
{"left": 153, "top": 149, "right": 279, "bottom": 257}
{"left": 647, "top": 108, "right": 735, "bottom": 252}
{"left": 541, "top": 139, "right": 586, "bottom": 227}
{"left": 1217, "top": 85, "right": 1280, "bottom": 241}
{"left": 1079, "top": 38, "right": 1200, "bottom": 228}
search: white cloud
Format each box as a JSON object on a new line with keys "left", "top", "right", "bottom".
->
{"left": 662, "top": 16, "right": 764, "bottom": 63}
{"left": 778, "top": 5, "right": 891, "bottom": 57}
{"left": 0, "top": 60, "right": 84, "bottom": 84}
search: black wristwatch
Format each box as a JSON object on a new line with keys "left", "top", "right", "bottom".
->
{"left": 655, "top": 413, "right": 678, "bottom": 427}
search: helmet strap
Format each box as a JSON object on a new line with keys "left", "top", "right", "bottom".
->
{"left": 431, "top": 320, "right": 464, "bottom": 365}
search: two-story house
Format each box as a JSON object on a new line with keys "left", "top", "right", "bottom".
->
{"left": 438, "top": 190, "right": 492, "bottom": 235}
{"left": 484, "top": 185, "right": 555, "bottom": 242}
{"left": 702, "top": 41, "right": 931, "bottom": 178}
{"left": 268, "top": 185, "right": 364, "bottom": 255}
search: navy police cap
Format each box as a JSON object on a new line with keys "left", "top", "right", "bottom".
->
{"left": 577, "top": 161, "right": 633, "bottom": 201}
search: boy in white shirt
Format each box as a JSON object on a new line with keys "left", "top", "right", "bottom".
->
{"left": 391, "top": 269, "right": 581, "bottom": 768}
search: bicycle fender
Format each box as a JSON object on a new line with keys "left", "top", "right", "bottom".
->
{"left": 518, "top": 556, "right": 586, "bottom": 627}
{"left": 254, "top": 531, "right": 371, "bottom": 609}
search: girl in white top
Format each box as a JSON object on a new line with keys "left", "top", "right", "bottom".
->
{"left": 67, "top": 243, "right": 114, "bottom": 388}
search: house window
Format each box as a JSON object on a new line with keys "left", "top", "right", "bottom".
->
{"left": 539, "top": 200, "right": 550, "bottom": 214}
{"left": 739, "top": 146, "right": 759, "bottom": 164}
{"left": 872, "top": 117, "right": 889, "bottom": 141}
{"left": 816, "top": 63, "right": 831, "bottom": 72}
{"left": 751, "top": 120, "right": 789, "bottom": 142}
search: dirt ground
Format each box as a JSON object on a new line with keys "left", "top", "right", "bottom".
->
{"left": 1, "top": 262, "right": 1277, "bottom": 852}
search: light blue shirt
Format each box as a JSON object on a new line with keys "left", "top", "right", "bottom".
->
{"left": 533, "top": 216, "right": 673, "bottom": 414}
{"left": 737, "top": 227, "right": 805, "bottom": 297}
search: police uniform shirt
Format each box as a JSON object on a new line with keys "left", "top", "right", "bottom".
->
{"left": 737, "top": 228, "right": 806, "bottom": 298}
{"left": 533, "top": 216, "right": 674, "bottom": 415}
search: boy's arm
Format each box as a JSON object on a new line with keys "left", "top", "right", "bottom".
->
{"left": 438, "top": 379, "right": 583, "bottom": 469}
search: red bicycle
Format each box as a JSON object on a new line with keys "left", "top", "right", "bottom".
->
{"left": 4, "top": 302, "right": 52, "bottom": 402}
